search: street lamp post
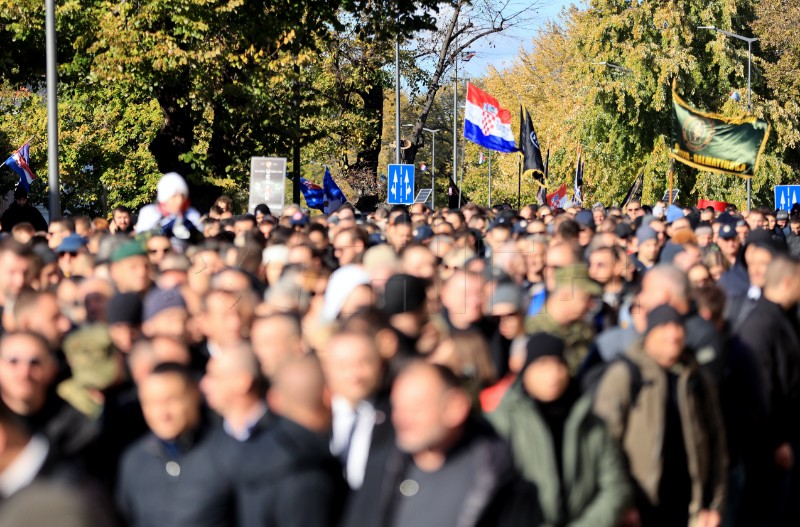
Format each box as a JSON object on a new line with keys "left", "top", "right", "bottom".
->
{"left": 45, "top": 0, "right": 60, "bottom": 220}
{"left": 698, "top": 26, "right": 758, "bottom": 210}
{"left": 423, "top": 128, "right": 440, "bottom": 209}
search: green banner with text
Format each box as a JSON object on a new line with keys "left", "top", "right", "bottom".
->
{"left": 671, "top": 81, "right": 770, "bottom": 178}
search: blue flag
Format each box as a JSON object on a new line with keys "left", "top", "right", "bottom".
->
{"left": 4, "top": 141, "right": 37, "bottom": 191}
{"left": 299, "top": 177, "right": 324, "bottom": 210}
{"left": 323, "top": 167, "right": 347, "bottom": 214}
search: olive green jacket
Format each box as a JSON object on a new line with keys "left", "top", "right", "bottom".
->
{"left": 487, "top": 384, "right": 631, "bottom": 527}
{"left": 593, "top": 341, "right": 727, "bottom": 523}
{"left": 524, "top": 312, "right": 595, "bottom": 375}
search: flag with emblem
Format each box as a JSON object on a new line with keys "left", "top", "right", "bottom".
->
{"left": 298, "top": 177, "right": 324, "bottom": 210}
{"left": 519, "top": 106, "right": 545, "bottom": 186}
{"left": 464, "top": 83, "right": 516, "bottom": 153}
{"left": 546, "top": 183, "right": 567, "bottom": 209}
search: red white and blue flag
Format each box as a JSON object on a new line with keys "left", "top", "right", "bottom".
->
{"left": 464, "top": 83, "right": 516, "bottom": 153}
{"left": 299, "top": 177, "right": 324, "bottom": 210}
{"left": 547, "top": 183, "right": 568, "bottom": 209}
{"left": 4, "top": 141, "right": 36, "bottom": 191}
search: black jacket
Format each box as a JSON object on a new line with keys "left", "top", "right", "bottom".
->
{"left": 736, "top": 296, "right": 800, "bottom": 448}
{"left": 116, "top": 426, "right": 209, "bottom": 527}
{"left": 0, "top": 202, "right": 48, "bottom": 233}
{"left": 235, "top": 416, "right": 348, "bottom": 527}
{"left": 17, "top": 391, "right": 99, "bottom": 461}
{"left": 168, "top": 412, "right": 271, "bottom": 527}
{"left": 340, "top": 418, "right": 540, "bottom": 527}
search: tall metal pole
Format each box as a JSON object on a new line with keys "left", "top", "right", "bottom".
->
{"left": 430, "top": 130, "right": 436, "bottom": 209}
{"left": 45, "top": 0, "right": 61, "bottom": 220}
{"left": 292, "top": 63, "right": 301, "bottom": 206}
{"left": 395, "top": 37, "right": 401, "bottom": 165}
{"left": 746, "top": 41, "right": 752, "bottom": 211}
{"left": 454, "top": 57, "right": 459, "bottom": 208}
{"left": 487, "top": 152, "right": 492, "bottom": 207}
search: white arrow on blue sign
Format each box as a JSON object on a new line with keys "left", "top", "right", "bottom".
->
{"left": 775, "top": 185, "right": 800, "bottom": 212}
{"left": 388, "top": 164, "right": 415, "bottom": 204}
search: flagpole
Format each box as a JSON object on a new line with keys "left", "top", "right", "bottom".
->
{"left": 488, "top": 151, "right": 492, "bottom": 208}
{"left": 454, "top": 54, "right": 460, "bottom": 208}
{"left": 45, "top": 0, "right": 61, "bottom": 220}
{"left": 668, "top": 159, "right": 675, "bottom": 205}
{"left": 517, "top": 154, "right": 522, "bottom": 210}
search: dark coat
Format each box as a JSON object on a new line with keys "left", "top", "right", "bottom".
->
{"left": 736, "top": 296, "right": 800, "bottom": 448}
{"left": 235, "top": 416, "right": 348, "bottom": 527}
{"left": 340, "top": 418, "right": 541, "bottom": 527}
{"left": 167, "top": 412, "right": 271, "bottom": 527}
{"left": 18, "top": 391, "right": 99, "bottom": 461}
{"left": 116, "top": 426, "right": 208, "bottom": 527}
{"left": 0, "top": 202, "right": 48, "bottom": 233}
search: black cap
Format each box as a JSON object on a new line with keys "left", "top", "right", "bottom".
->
{"left": 107, "top": 292, "right": 143, "bottom": 326}
{"left": 645, "top": 304, "right": 682, "bottom": 335}
{"left": 381, "top": 274, "right": 429, "bottom": 316}
{"left": 615, "top": 222, "right": 633, "bottom": 239}
{"left": 523, "top": 333, "right": 566, "bottom": 371}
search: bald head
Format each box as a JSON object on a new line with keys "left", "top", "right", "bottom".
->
{"left": 268, "top": 356, "right": 330, "bottom": 432}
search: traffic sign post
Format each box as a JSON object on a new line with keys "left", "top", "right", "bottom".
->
{"left": 775, "top": 185, "right": 800, "bottom": 212}
{"left": 388, "top": 164, "right": 415, "bottom": 205}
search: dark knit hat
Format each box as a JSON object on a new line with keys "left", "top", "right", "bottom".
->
{"left": 107, "top": 293, "right": 143, "bottom": 326}
{"left": 143, "top": 287, "right": 187, "bottom": 321}
{"left": 645, "top": 304, "right": 683, "bottom": 335}
{"left": 523, "top": 332, "right": 566, "bottom": 371}
{"left": 381, "top": 274, "right": 429, "bottom": 316}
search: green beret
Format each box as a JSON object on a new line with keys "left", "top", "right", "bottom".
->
{"left": 110, "top": 240, "right": 147, "bottom": 263}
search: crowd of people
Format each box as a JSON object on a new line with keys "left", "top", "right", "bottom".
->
{"left": 0, "top": 170, "right": 797, "bottom": 527}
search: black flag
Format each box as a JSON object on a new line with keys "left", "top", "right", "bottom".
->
{"left": 622, "top": 169, "right": 644, "bottom": 206}
{"left": 519, "top": 107, "right": 546, "bottom": 187}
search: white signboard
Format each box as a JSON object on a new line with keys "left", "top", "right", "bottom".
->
{"left": 249, "top": 157, "right": 287, "bottom": 216}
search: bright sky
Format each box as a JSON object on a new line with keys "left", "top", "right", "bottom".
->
{"left": 459, "top": 0, "right": 578, "bottom": 78}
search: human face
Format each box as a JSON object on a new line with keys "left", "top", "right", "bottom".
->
{"left": 333, "top": 232, "right": 361, "bottom": 266}
{"left": 644, "top": 322, "right": 685, "bottom": 368}
{"left": 402, "top": 246, "right": 437, "bottom": 280}
{"left": 389, "top": 224, "right": 413, "bottom": 252}
{"left": 638, "top": 239, "right": 659, "bottom": 265}
{"left": 113, "top": 211, "right": 132, "bottom": 232}
{"left": 791, "top": 221, "right": 800, "bottom": 236}
{"left": 0, "top": 334, "right": 57, "bottom": 411}
{"left": 199, "top": 354, "right": 244, "bottom": 416}
{"left": 745, "top": 245, "right": 773, "bottom": 289}
{"left": 251, "top": 317, "right": 303, "bottom": 379}
{"left": 111, "top": 255, "right": 152, "bottom": 294}
{"left": 147, "top": 237, "right": 172, "bottom": 265}
{"left": 626, "top": 202, "right": 642, "bottom": 219}
{"left": 29, "top": 294, "right": 72, "bottom": 350}
{"left": 588, "top": 250, "right": 616, "bottom": 285}
{"left": 717, "top": 236, "right": 741, "bottom": 262}
{"left": 47, "top": 225, "right": 69, "bottom": 250}
{"left": 322, "top": 334, "right": 382, "bottom": 405}
{"left": 522, "top": 356, "right": 570, "bottom": 402}
{"left": 337, "top": 210, "right": 356, "bottom": 229}
{"left": 0, "top": 251, "right": 31, "bottom": 300}
{"left": 593, "top": 209, "right": 605, "bottom": 226}
{"left": 140, "top": 373, "right": 200, "bottom": 441}
{"left": 687, "top": 264, "right": 712, "bottom": 288}
{"left": 202, "top": 291, "right": 244, "bottom": 344}
{"left": 143, "top": 307, "right": 189, "bottom": 340}
{"left": 441, "top": 274, "right": 484, "bottom": 326}
{"left": 391, "top": 367, "right": 458, "bottom": 454}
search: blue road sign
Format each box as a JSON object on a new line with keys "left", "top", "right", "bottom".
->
{"left": 387, "top": 164, "right": 415, "bottom": 205}
{"left": 775, "top": 185, "right": 800, "bottom": 211}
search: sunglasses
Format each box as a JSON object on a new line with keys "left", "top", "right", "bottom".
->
{"left": 59, "top": 251, "right": 78, "bottom": 257}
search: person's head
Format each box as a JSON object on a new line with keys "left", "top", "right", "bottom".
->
{"left": 250, "top": 313, "right": 304, "bottom": 380}
{"left": 139, "top": 363, "right": 201, "bottom": 441}
{"left": 11, "top": 223, "right": 35, "bottom": 245}
{"left": 639, "top": 264, "right": 691, "bottom": 314}
{"left": 0, "top": 332, "right": 57, "bottom": 414}
{"left": 487, "top": 281, "right": 524, "bottom": 340}
{"left": 399, "top": 243, "right": 437, "bottom": 280}
{"left": 47, "top": 219, "right": 74, "bottom": 251}
{"left": 335, "top": 206, "right": 356, "bottom": 230}
{"left": 12, "top": 290, "right": 71, "bottom": 351}
{"left": 643, "top": 304, "right": 685, "bottom": 368}
{"left": 636, "top": 226, "right": 659, "bottom": 265}
{"left": 110, "top": 241, "right": 152, "bottom": 294}
{"left": 746, "top": 209, "right": 766, "bottom": 231}
{"left": 391, "top": 361, "right": 471, "bottom": 457}
{"left": 142, "top": 288, "right": 188, "bottom": 340}
{"left": 744, "top": 243, "right": 774, "bottom": 290}
{"left": 333, "top": 227, "right": 367, "bottom": 266}
{"left": 441, "top": 270, "right": 484, "bottom": 327}
{"left": 112, "top": 206, "right": 133, "bottom": 233}
{"left": 107, "top": 292, "right": 143, "bottom": 353}
{"left": 78, "top": 278, "right": 114, "bottom": 324}
{"left": 0, "top": 240, "right": 34, "bottom": 304}
{"left": 157, "top": 173, "right": 190, "bottom": 215}
{"left": 521, "top": 333, "right": 570, "bottom": 402}
{"left": 588, "top": 245, "right": 623, "bottom": 286}
{"left": 146, "top": 235, "right": 172, "bottom": 266}
{"left": 790, "top": 213, "right": 800, "bottom": 236}
{"left": 199, "top": 289, "right": 247, "bottom": 345}
{"left": 543, "top": 242, "right": 580, "bottom": 292}
{"left": 12, "top": 187, "right": 28, "bottom": 207}
{"left": 762, "top": 255, "right": 800, "bottom": 309}
{"left": 200, "top": 342, "right": 264, "bottom": 418}
{"left": 716, "top": 223, "right": 741, "bottom": 262}
{"left": 625, "top": 200, "right": 642, "bottom": 219}
{"left": 321, "top": 330, "right": 383, "bottom": 406}
{"left": 687, "top": 263, "right": 712, "bottom": 289}
{"left": 387, "top": 216, "right": 414, "bottom": 252}
{"left": 267, "top": 355, "right": 331, "bottom": 433}
{"left": 546, "top": 264, "right": 600, "bottom": 324}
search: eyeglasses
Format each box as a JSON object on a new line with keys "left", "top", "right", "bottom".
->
{"left": 1, "top": 356, "right": 47, "bottom": 368}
